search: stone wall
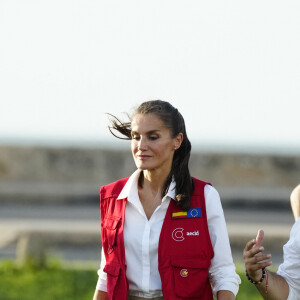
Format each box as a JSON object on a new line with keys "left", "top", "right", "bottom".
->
{"left": 0, "top": 145, "right": 299, "bottom": 203}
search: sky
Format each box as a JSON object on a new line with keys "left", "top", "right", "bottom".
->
{"left": 0, "top": 1, "right": 300, "bottom": 154}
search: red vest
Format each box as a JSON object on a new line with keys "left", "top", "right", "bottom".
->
{"left": 100, "top": 177, "right": 214, "bottom": 300}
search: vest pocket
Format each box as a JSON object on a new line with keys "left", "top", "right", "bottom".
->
{"left": 104, "top": 262, "right": 121, "bottom": 296}
{"left": 103, "top": 216, "right": 121, "bottom": 254}
{"left": 171, "top": 257, "right": 211, "bottom": 298}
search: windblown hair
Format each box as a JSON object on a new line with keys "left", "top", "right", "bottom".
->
{"left": 108, "top": 100, "right": 194, "bottom": 210}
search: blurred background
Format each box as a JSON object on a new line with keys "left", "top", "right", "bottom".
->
{"left": 0, "top": 1, "right": 300, "bottom": 299}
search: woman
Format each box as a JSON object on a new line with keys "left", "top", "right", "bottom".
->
{"left": 93, "top": 100, "right": 240, "bottom": 300}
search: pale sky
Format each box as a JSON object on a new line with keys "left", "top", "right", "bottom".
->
{"left": 1, "top": 1, "right": 299, "bottom": 153}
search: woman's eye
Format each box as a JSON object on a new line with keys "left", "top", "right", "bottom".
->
{"left": 132, "top": 135, "right": 140, "bottom": 140}
{"left": 149, "top": 135, "right": 158, "bottom": 140}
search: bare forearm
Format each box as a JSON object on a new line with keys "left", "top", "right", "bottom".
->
{"left": 290, "top": 184, "right": 300, "bottom": 221}
{"left": 254, "top": 271, "right": 289, "bottom": 300}
{"left": 93, "top": 289, "right": 109, "bottom": 300}
{"left": 217, "top": 290, "right": 235, "bottom": 300}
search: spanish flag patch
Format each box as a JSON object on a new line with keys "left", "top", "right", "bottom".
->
{"left": 172, "top": 208, "right": 201, "bottom": 219}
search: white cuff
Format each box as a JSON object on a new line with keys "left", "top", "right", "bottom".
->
{"left": 96, "top": 277, "right": 107, "bottom": 292}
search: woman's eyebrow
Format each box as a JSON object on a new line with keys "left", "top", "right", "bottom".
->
{"left": 131, "top": 129, "right": 161, "bottom": 135}
{"left": 147, "top": 130, "right": 161, "bottom": 134}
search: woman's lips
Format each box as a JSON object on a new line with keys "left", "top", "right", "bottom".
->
{"left": 137, "top": 155, "right": 151, "bottom": 160}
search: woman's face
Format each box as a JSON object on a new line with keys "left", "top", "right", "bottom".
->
{"left": 131, "top": 113, "right": 182, "bottom": 172}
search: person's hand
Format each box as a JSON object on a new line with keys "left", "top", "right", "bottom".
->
{"left": 243, "top": 229, "right": 272, "bottom": 282}
{"left": 290, "top": 184, "right": 300, "bottom": 221}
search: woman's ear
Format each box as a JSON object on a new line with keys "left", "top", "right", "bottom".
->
{"left": 174, "top": 133, "right": 183, "bottom": 150}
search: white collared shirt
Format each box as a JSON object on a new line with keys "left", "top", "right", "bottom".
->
{"left": 96, "top": 169, "right": 241, "bottom": 298}
{"left": 277, "top": 217, "right": 300, "bottom": 300}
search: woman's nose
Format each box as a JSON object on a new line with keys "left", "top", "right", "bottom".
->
{"left": 138, "top": 137, "right": 147, "bottom": 150}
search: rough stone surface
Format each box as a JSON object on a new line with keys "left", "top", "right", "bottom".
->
{"left": 0, "top": 145, "right": 299, "bottom": 204}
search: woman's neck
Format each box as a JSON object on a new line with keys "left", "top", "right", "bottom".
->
{"left": 141, "top": 168, "right": 170, "bottom": 196}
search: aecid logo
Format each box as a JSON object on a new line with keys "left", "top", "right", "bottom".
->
{"left": 186, "top": 231, "right": 199, "bottom": 236}
{"left": 172, "top": 228, "right": 184, "bottom": 242}
{"left": 172, "top": 228, "right": 199, "bottom": 241}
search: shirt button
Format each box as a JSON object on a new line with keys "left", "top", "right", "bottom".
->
{"left": 180, "top": 269, "right": 188, "bottom": 277}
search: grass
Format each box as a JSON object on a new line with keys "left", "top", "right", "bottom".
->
{"left": 0, "top": 259, "right": 96, "bottom": 300}
{"left": 0, "top": 259, "right": 271, "bottom": 300}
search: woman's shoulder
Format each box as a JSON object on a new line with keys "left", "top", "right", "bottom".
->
{"left": 192, "top": 177, "right": 211, "bottom": 186}
{"left": 100, "top": 177, "right": 130, "bottom": 198}
{"left": 192, "top": 177, "right": 216, "bottom": 192}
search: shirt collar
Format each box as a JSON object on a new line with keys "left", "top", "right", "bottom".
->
{"left": 117, "top": 169, "right": 140, "bottom": 200}
{"left": 117, "top": 169, "right": 176, "bottom": 201}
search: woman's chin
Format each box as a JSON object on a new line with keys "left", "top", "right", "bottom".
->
{"left": 136, "top": 163, "right": 154, "bottom": 171}
{"left": 137, "top": 165, "right": 149, "bottom": 170}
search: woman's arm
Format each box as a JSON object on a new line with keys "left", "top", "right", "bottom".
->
{"left": 217, "top": 290, "right": 235, "bottom": 300}
{"left": 252, "top": 271, "right": 289, "bottom": 300}
{"left": 92, "top": 290, "right": 109, "bottom": 300}
{"left": 205, "top": 186, "right": 240, "bottom": 297}
{"left": 94, "top": 248, "right": 108, "bottom": 299}
{"left": 290, "top": 184, "right": 300, "bottom": 221}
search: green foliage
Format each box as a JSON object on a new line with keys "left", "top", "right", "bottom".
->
{"left": 0, "top": 259, "right": 96, "bottom": 300}
{"left": 0, "top": 259, "right": 268, "bottom": 300}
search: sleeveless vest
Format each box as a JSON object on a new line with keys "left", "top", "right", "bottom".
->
{"left": 100, "top": 177, "right": 214, "bottom": 300}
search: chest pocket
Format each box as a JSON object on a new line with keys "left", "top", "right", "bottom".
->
{"left": 171, "top": 257, "right": 211, "bottom": 298}
{"left": 103, "top": 216, "right": 121, "bottom": 254}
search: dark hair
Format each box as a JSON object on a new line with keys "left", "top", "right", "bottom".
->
{"left": 108, "top": 100, "right": 194, "bottom": 210}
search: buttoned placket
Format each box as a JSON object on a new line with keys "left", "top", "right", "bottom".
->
{"left": 127, "top": 189, "right": 171, "bottom": 293}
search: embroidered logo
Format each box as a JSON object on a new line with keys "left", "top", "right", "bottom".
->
{"left": 172, "top": 228, "right": 200, "bottom": 241}
{"left": 172, "top": 228, "right": 185, "bottom": 242}
{"left": 180, "top": 269, "right": 188, "bottom": 277}
{"left": 186, "top": 230, "right": 199, "bottom": 236}
{"left": 189, "top": 208, "right": 200, "bottom": 217}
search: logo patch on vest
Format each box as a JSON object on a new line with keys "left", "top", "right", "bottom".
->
{"left": 180, "top": 269, "right": 188, "bottom": 277}
{"left": 172, "top": 228, "right": 185, "bottom": 241}
{"left": 186, "top": 230, "right": 199, "bottom": 236}
{"left": 172, "top": 228, "right": 200, "bottom": 241}
{"left": 172, "top": 207, "right": 201, "bottom": 219}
